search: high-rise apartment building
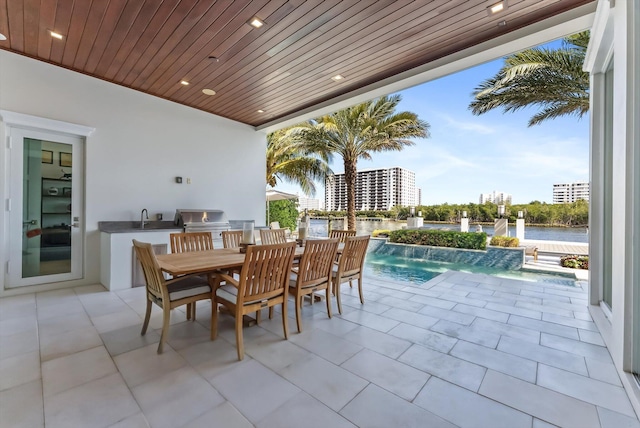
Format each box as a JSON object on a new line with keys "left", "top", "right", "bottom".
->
{"left": 479, "top": 190, "right": 512, "bottom": 205}
{"left": 553, "top": 182, "right": 590, "bottom": 203}
{"left": 297, "top": 196, "right": 321, "bottom": 211}
{"left": 325, "top": 167, "right": 418, "bottom": 211}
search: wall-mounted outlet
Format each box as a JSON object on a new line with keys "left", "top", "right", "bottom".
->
{"left": 187, "top": 178, "right": 192, "bottom": 184}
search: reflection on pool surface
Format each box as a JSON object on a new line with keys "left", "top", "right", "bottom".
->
{"left": 365, "top": 253, "right": 579, "bottom": 287}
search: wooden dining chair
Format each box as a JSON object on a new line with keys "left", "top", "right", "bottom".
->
{"left": 329, "top": 229, "right": 356, "bottom": 242}
{"left": 289, "top": 238, "right": 339, "bottom": 332}
{"left": 211, "top": 242, "right": 297, "bottom": 360}
{"left": 169, "top": 231, "right": 214, "bottom": 320}
{"left": 220, "top": 230, "right": 244, "bottom": 290}
{"left": 133, "top": 239, "right": 213, "bottom": 354}
{"left": 221, "top": 230, "right": 243, "bottom": 249}
{"left": 260, "top": 228, "right": 287, "bottom": 245}
{"left": 328, "top": 229, "right": 357, "bottom": 264}
{"left": 332, "top": 235, "right": 371, "bottom": 315}
{"left": 170, "top": 231, "right": 214, "bottom": 253}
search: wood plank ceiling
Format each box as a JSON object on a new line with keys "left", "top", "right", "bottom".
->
{"left": 0, "top": 0, "right": 594, "bottom": 127}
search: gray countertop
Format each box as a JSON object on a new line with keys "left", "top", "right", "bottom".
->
{"left": 99, "top": 221, "right": 182, "bottom": 233}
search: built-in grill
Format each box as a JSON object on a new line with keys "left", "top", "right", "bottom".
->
{"left": 174, "top": 209, "right": 230, "bottom": 245}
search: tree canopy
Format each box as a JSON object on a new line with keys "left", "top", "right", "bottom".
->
{"left": 469, "top": 31, "right": 590, "bottom": 126}
{"left": 266, "top": 127, "right": 331, "bottom": 197}
{"left": 292, "top": 95, "right": 429, "bottom": 229}
{"left": 309, "top": 199, "right": 588, "bottom": 227}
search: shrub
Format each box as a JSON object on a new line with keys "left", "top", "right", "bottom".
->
{"left": 372, "top": 229, "right": 392, "bottom": 237}
{"left": 389, "top": 229, "right": 487, "bottom": 250}
{"left": 489, "top": 236, "right": 520, "bottom": 247}
{"left": 267, "top": 200, "right": 298, "bottom": 231}
{"left": 560, "top": 255, "right": 589, "bottom": 269}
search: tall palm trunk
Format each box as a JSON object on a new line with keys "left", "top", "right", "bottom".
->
{"left": 344, "top": 158, "right": 357, "bottom": 230}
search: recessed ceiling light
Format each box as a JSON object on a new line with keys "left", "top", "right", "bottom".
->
{"left": 0, "top": 33, "right": 6, "bottom": 41}
{"left": 248, "top": 17, "right": 264, "bottom": 28}
{"left": 487, "top": 1, "right": 507, "bottom": 15}
{"left": 202, "top": 89, "right": 216, "bottom": 95}
{"left": 180, "top": 80, "right": 190, "bottom": 86}
{"left": 257, "top": 109, "right": 265, "bottom": 113}
{"left": 49, "top": 31, "right": 64, "bottom": 40}
{"left": 331, "top": 75, "right": 344, "bottom": 82}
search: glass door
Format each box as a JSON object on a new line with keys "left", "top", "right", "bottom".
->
{"left": 7, "top": 127, "right": 84, "bottom": 287}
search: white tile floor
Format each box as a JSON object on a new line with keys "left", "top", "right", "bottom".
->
{"left": 1, "top": 270, "right": 640, "bottom": 428}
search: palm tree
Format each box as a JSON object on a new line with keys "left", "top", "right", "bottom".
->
{"left": 266, "top": 127, "right": 331, "bottom": 197}
{"left": 469, "top": 31, "right": 589, "bottom": 126}
{"left": 293, "top": 95, "right": 429, "bottom": 230}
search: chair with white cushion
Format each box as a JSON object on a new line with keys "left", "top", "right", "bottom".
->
{"left": 332, "top": 235, "right": 370, "bottom": 315}
{"left": 169, "top": 231, "right": 215, "bottom": 319}
{"left": 211, "top": 242, "right": 296, "bottom": 360}
{"left": 289, "top": 238, "right": 339, "bottom": 332}
{"left": 133, "top": 239, "right": 213, "bottom": 354}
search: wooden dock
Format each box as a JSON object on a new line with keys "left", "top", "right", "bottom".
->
{"left": 522, "top": 239, "right": 588, "bottom": 256}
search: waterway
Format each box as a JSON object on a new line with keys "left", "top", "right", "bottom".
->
{"left": 308, "top": 218, "right": 588, "bottom": 243}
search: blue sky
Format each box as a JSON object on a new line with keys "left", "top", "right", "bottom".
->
{"left": 275, "top": 42, "right": 589, "bottom": 205}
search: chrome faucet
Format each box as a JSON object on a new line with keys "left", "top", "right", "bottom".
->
{"left": 141, "top": 208, "right": 149, "bottom": 229}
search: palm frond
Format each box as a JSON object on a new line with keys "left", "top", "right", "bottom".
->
{"left": 469, "top": 31, "right": 589, "bottom": 126}
{"left": 266, "top": 125, "right": 332, "bottom": 197}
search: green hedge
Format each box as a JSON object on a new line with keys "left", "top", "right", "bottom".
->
{"left": 489, "top": 236, "right": 520, "bottom": 247}
{"left": 389, "top": 229, "right": 487, "bottom": 250}
{"left": 560, "top": 255, "right": 589, "bottom": 269}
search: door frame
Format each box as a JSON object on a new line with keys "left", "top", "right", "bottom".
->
{"left": 1, "top": 110, "right": 94, "bottom": 290}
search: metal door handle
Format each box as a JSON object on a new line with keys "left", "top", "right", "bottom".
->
{"left": 72, "top": 223, "right": 79, "bottom": 228}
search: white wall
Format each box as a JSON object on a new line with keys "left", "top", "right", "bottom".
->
{"left": 0, "top": 50, "right": 266, "bottom": 294}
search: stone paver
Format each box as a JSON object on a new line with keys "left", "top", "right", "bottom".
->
{"left": 0, "top": 269, "right": 637, "bottom": 428}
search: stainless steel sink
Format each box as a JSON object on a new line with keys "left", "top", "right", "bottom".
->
{"left": 138, "top": 222, "right": 180, "bottom": 230}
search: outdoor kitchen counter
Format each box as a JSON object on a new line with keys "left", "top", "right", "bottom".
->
{"left": 100, "top": 224, "right": 182, "bottom": 291}
{"left": 98, "top": 221, "right": 181, "bottom": 233}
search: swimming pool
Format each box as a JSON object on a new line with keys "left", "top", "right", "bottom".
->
{"left": 365, "top": 253, "right": 580, "bottom": 287}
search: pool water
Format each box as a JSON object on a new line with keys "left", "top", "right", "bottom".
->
{"left": 365, "top": 253, "right": 579, "bottom": 287}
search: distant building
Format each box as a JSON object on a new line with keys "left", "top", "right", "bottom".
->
{"left": 325, "top": 167, "right": 418, "bottom": 211}
{"left": 416, "top": 188, "right": 422, "bottom": 206}
{"left": 479, "top": 191, "right": 512, "bottom": 205}
{"left": 298, "top": 196, "right": 321, "bottom": 211}
{"left": 553, "top": 182, "right": 590, "bottom": 203}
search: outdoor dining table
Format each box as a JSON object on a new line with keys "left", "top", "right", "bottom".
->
{"left": 155, "top": 240, "right": 343, "bottom": 278}
{"left": 155, "top": 246, "right": 305, "bottom": 277}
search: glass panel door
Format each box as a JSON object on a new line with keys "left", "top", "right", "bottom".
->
{"left": 7, "top": 127, "right": 83, "bottom": 287}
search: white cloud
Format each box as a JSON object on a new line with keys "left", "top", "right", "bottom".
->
{"left": 490, "top": 135, "right": 589, "bottom": 179}
{"left": 438, "top": 113, "right": 496, "bottom": 135}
